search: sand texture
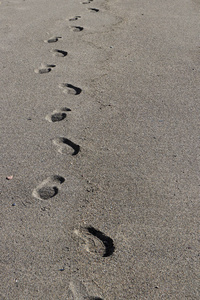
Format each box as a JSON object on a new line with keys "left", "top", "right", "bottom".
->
{"left": 0, "top": 0, "right": 200, "bottom": 299}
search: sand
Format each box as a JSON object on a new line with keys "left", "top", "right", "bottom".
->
{"left": 0, "top": 0, "right": 199, "bottom": 299}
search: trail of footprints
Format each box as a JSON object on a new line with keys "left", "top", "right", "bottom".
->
{"left": 33, "top": 1, "right": 111, "bottom": 298}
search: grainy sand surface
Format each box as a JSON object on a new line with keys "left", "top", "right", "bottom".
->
{"left": 1, "top": 0, "right": 200, "bottom": 299}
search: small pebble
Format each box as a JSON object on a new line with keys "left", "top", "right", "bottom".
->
{"left": 12, "top": 203, "right": 16, "bottom": 206}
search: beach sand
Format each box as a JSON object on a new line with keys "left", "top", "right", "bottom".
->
{"left": 0, "top": 0, "right": 199, "bottom": 299}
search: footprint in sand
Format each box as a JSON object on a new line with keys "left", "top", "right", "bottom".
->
{"left": 81, "top": 0, "right": 93, "bottom": 4}
{"left": 59, "top": 83, "right": 82, "bottom": 95}
{"left": 69, "top": 279, "right": 103, "bottom": 300}
{"left": 69, "top": 16, "right": 81, "bottom": 21}
{"left": 45, "top": 107, "right": 71, "bottom": 123}
{"left": 32, "top": 175, "right": 65, "bottom": 200}
{"left": 51, "top": 49, "right": 68, "bottom": 57}
{"left": 70, "top": 26, "right": 84, "bottom": 32}
{"left": 34, "top": 63, "right": 56, "bottom": 74}
{"left": 88, "top": 8, "right": 99, "bottom": 12}
{"left": 53, "top": 137, "right": 80, "bottom": 156}
{"left": 74, "top": 226, "right": 115, "bottom": 257}
{"left": 44, "top": 36, "right": 62, "bottom": 43}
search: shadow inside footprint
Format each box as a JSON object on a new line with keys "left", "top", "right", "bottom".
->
{"left": 88, "top": 8, "right": 99, "bottom": 12}
{"left": 75, "top": 226, "right": 115, "bottom": 257}
{"left": 32, "top": 175, "right": 65, "bottom": 200}
{"left": 51, "top": 112, "right": 66, "bottom": 122}
{"left": 53, "top": 137, "right": 80, "bottom": 155}
{"left": 38, "top": 186, "right": 58, "bottom": 200}
{"left": 35, "top": 68, "right": 51, "bottom": 74}
{"left": 59, "top": 83, "right": 82, "bottom": 95}
{"left": 71, "top": 26, "right": 84, "bottom": 32}
{"left": 34, "top": 64, "right": 56, "bottom": 74}
{"left": 87, "top": 227, "right": 115, "bottom": 257}
{"left": 51, "top": 49, "right": 68, "bottom": 57}
{"left": 46, "top": 107, "right": 71, "bottom": 123}
{"left": 44, "top": 36, "right": 62, "bottom": 43}
{"left": 82, "top": 0, "right": 93, "bottom": 3}
{"left": 69, "top": 16, "right": 81, "bottom": 21}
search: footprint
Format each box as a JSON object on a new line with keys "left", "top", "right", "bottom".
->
{"left": 74, "top": 226, "right": 115, "bottom": 257}
{"left": 44, "top": 36, "right": 62, "bottom": 43}
{"left": 53, "top": 137, "right": 80, "bottom": 155}
{"left": 69, "top": 16, "right": 81, "bottom": 21}
{"left": 59, "top": 83, "right": 82, "bottom": 95}
{"left": 69, "top": 280, "right": 103, "bottom": 300}
{"left": 88, "top": 8, "right": 99, "bottom": 12}
{"left": 45, "top": 107, "right": 71, "bottom": 123}
{"left": 34, "top": 63, "right": 56, "bottom": 74}
{"left": 70, "top": 26, "right": 84, "bottom": 32}
{"left": 32, "top": 175, "right": 65, "bottom": 200}
{"left": 51, "top": 49, "right": 68, "bottom": 57}
{"left": 81, "top": 0, "right": 93, "bottom": 4}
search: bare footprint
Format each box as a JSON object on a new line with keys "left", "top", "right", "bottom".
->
{"left": 44, "top": 36, "right": 62, "bottom": 43}
{"left": 69, "top": 280, "right": 103, "bottom": 300}
{"left": 51, "top": 49, "right": 68, "bottom": 57}
{"left": 59, "top": 83, "right": 82, "bottom": 95}
{"left": 88, "top": 8, "right": 99, "bottom": 12}
{"left": 53, "top": 137, "right": 80, "bottom": 155}
{"left": 74, "top": 226, "right": 115, "bottom": 257}
{"left": 34, "top": 63, "right": 56, "bottom": 74}
{"left": 32, "top": 175, "right": 65, "bottom": 200}
{"left": 69, "top": 16, "right": 81, "bottom": 21}
{"left": 45, "top": 107, "right": 71, "bottom": 123}
{"left": 70, "top": 26, "right": 84, "bottom": 32}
